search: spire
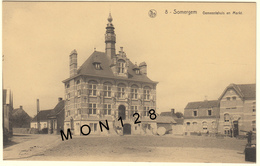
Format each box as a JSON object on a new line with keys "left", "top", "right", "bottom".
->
{"left": 108, "top": 12, "right": 113, "bottom": 23}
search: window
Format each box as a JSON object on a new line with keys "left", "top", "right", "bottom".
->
{"left": 232, "top": 96, "right": 236, "bottom": 100}
{"left": 131, "top": 106, "right": 138, "bottom": 114}
{"left": 193, "top": 110, "right": 198, "bottom": 117}
{"left": 104, "top": 84, "right": 112, "bottom": 97}
{"left": 252, "top": 121, "right": 256, "bottom": 131}
{"left": 66, "top": 93, "right": 70, "bottom": 100}
{"left": 75, "top": 109, "right": 81, "bottom": 115}
{"left": 104, "top": 104, "right": 111, "bottom": 115}
{"left": 224, "top": 113, "right": 230, "bottom": 122}
{"left": 94, "top": 63, "right": 101, "bottom": 70}
{"left": 84, "top": 97, "right": 87, "bottom": 103}
{"left": 212, "top": 121, "right": 217, "bottom": 129}
{"left": 118, "top": 60, "right": 125, "bottom": 73}
{"left": 143, "top": 87, "right": 150, "bottom": 100}
{"left": 66, "top": 83, "right": 70, "bottom": 88}
{"left": 88, "top": 82, "right": 97, "bottom": 96}
{"left": 143, "top": 107, "right": 150, "bottom": 116}
{"left": 208, "top": 110, "right": 212, "bottom": 116}
{"left": 66, "top": 110, "right": 70, "bottom": 117}
{"left": 118, "top": 84, "right": 125, "bottom": 98}
{"left": 224, "top": 128, "right": 230, "bottom": 135}
{"left": 253, "top": 108, "right": 256, "bottom": 112}
{"left": 90, "top": 123, "right": 97, "bottom": 132}
{"left": 135, "top": 69, "right": 140, "bottom": 75}
{"left": 89, "top": 103, "right": 97, "bottom": 115}
{"left": 131, "top": 86, "right": 138, "bottom": 99}
{"left": 202, "top": 121, "right": 207, "bottom": 130}
{"left": 187, "top": 122, "right": 190, "bottom": 125}
{"left": 227, "top": 97, "right": 230, "bottom": 101}
{"left": 77, "top": 90, "right": 81, "bottom": 96}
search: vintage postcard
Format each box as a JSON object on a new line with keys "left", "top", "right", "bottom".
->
{"left": 2, "top": 1, "right": 257, "bottom": 164}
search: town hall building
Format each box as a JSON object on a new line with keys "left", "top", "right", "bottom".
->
{"left": 62, "top": 13, "right": 158, "bottom": 136}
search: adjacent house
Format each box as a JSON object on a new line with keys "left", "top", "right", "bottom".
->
{"left": 157, "top": 109, "right": 184, "bottom": 135}
{"left": 47, "top": 98, "right": 65, "bottom": 134}
{"left": 62, "top": 13, "right": 158, "bottom": 136}
{"left": 3, "top": 89, "right": 13, "bottom": 141}
{"left": 183, "top": 83, "right": 256, "bottom": 137}
{"left": 31, "top": 109, "right": 52, "bottom": 130}
{"left": 184, "top": 100, "right": 220, "bottom": 134}
{"left": 12, "top": 106, "right": 32, "bottom": 128}
{"left": 218, "top": 83, "right": 256, "bottom": 137}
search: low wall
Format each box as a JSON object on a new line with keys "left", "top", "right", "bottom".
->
{"left": 13, "top": 128, "right": 39, "bottom": 134}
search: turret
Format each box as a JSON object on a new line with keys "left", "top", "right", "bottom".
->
{"left": 69, "top": 49, "right": 77, "bottom": 77}
{"left": 105, "top": 13, "right": 116, "bottom": 59}
{"left": 139, "top": 62, "right": 147, "bottom": 75}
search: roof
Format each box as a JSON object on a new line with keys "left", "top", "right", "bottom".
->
{"left": 12, "top": 107, "right": 31, "bottom": 119}
{"left": 63, "top": 51, "right": 157, "bottom": 84}
{"left": 47, "top": 100, "right": 65, "bottom": 118}
{"left": 185, "top": 100, "right": 219, "bottom": 109}
{"left": 174, "top": 118, "right": 184, "bottom": 125}
{"left": 31, "top": 109, "right": 52, "bottom": 122}
{"left": 219, "top": 83, "right": 256, "bottom": 100}
{"left": 156, "top": 116, "right": 177, "bottom": 124}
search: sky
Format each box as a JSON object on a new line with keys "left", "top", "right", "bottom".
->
{"left": 2, "top": 2, "right": 256, "bottom": 117}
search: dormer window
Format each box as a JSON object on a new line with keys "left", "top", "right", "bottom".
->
{"left": 95, "top": 63, "right": 101, "bottom": 70}
{"left": 133, "top": 63, "right": 140, "bottom": 75}
{"left": 118, "top": 60, "right": 125, "bottom": 73}
{"left": 135, "top": 69, "right": 140, "bottom": 74}
{"left": 93, "top": 62, "right": 101, "bottom": 70}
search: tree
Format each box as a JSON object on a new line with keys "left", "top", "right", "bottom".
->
{"left": 175, "top": 112, "right": 183, "bottom": 118}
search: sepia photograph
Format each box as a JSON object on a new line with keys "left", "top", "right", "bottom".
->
{"left": 2, "top": 1, "right": 257, "bottom": 164}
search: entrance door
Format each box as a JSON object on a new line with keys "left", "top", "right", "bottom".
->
{"left": 233, "top": 121, "right": 239, "bottom": 137}
{"left": 118, "top": 105, "right": 126, "bottom": 120}
{"left": 123, "top": 124, "right": 131, "bottom": 135}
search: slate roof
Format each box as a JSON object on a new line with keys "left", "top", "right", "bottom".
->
{"left": 219, "top": 83, "right": 256, "bottom": 100}
{"left": 47, "top": 100, "right": 65, "bottom": 118}
{"left": 31, "top": 109, "right": 52, "bottom": 122}
{"left": 12, "top": 107, "right": 31, "bottom": 118}
{"left": 63, "top": 51, "right": 157, "bottom": 84}
{"left": 185, "top": 100, "right": 219, "bottom": 109}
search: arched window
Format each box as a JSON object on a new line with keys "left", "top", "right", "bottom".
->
{"left": 212, "top": 121, "right": 217, "bottom": 129}
{"left": 224, "top": 113, "right": 230, "bottom": 122}
{"left": 131, "top": 85, "right": 138, "bottom": 99}
{"left": 104, "top": 82, "right": 112, "bottom": 97}
{"left": 117, "top": 83, "right": 126, "bottom": 98}
{"left": 118, "top": 60, "right": 125, "bottom": 73}
{"left": 143, "top": 86, "right": 151, "bottom": 100}
{"left": 88, "top": 81, "right": 97, "bottom": 96}
{"left": 202, "top": 121, "right": 208, "bottom": 130}
{"left": 66, "top": 83, "right": 70, "bottom": 88}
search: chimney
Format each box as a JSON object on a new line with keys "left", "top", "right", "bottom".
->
{"left": 171, "top": 109, "right": 175, "bottom": 116}
{"left": 58, "top": 97, "right": 63, "bottom": 102}
{"left": 139, "top": 62, "right": 147, "bottom": 75}
{"left": 20, "top": 105, "right": 23, "bottom": 109}
{"left": 69, "top": 49, "right": 78, "bottom": 77}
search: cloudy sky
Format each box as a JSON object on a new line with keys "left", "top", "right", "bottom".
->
{"left": 3, "top": 2, "right": 255, "bottom": 117}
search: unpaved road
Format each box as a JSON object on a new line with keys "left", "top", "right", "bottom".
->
{"left": 6, "top": 134, "right": 253, "bottom": 163}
